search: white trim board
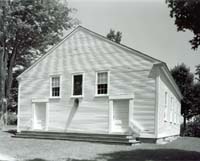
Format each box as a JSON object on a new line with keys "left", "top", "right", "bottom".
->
{"left": 109, "top": 94, "right": 134, "bottom": 100}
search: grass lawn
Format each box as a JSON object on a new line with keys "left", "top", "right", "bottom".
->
{"left": 0, "top": 127, "right": 200, "bottom": 161}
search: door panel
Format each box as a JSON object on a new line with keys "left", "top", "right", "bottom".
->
{"left": 113, "top": 99, "right": 129, "bottom": 133}
{"left": 34, "top": 103, "right": 46, "bottom": 130}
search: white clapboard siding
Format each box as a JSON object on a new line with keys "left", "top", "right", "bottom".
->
{"left": 157, "top": 70, "right": 181, "bottom": 137}
{"left": 18, "top": 27, "right": 158, "bottom": 135}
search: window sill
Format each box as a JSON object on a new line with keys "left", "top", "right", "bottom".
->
{"left": 49, "top": 97, "right": 61, "bottom": 100}
{"left": 70, "top": 95, "right": 83, "bottom": 98}
{"left": 95, "top": 94, "right": 109, "bottom": 97}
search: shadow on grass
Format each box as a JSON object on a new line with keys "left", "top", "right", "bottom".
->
{"left": 4, "top": 129, "right": 17, "bottom": 135}
{"left": 25, "top": 158, "right": 95, "bottom": 161}
{"left": 25, "top": 159, "right": 47, "bottom": 161}
{"left": 24, "top": 149, "right": 200, "bottom": 161}
{"left": 96, "top": 149, "right": 200, "bottom": 161}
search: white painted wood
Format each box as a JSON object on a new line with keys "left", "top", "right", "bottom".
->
{"left": 46, "top": 102, "right": 49, "bottom": 131}
{"left": 17, "top": 82, "right": 21, "bottom": 132}
{"left": 109, "top": 94, "right": 134, "bottom": 100}
{"left": 157, "top": 69, "right": 182, "bottom": 138}
{"left": 129, "top": 99, "right": 134, "bottom": 126}
{"left": 108, "top": 100, "right": 113, "bottom": 133}
{"left": 32, "top": 103, "right": 35, "bottom": 130}
{"left": 18, "top": 27, "right": 160, "bottom": 136}
{"left": 33, "top": 102, "right": 47, "bottom": 130}
{"left": 112, "top": 99, "right": 129, "bottom": 133}
{"left": 32, "top": 98, "right": 49, "bottom": 103}
{"left": 155, "top": 69, "right": 160, "bottom": 138}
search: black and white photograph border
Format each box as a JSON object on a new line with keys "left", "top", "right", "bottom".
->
{"left": 0, "top": 0, "right": 200, "bottom": 161}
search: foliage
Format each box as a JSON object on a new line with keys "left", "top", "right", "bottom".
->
{"left": 166, "top": 0, "right": 200, "bottom": 50}
{"left": 0, "top": 0, "right": 77, "bottom": 128}
{"left": 171, "top": 63, "right": 194, "bottom": 127}
{"left": 171, "top": 63, "right": 194, "bottom": 115}
{"left": 7, "top": 112, "right": 17, "bottom": 125}
{"left": 181, "top": 115, "right": 200, "bottom": 137}
{"left": 7, "top": 68, "right": 23, "bottom": 113}
{"left": 106, "top": 29, "right": 122, "bottom": 44}
{"left": 191, "top": 82, "right": 200, "bottom": 117}
{"left": 195, "top": 64, "right": 200, "bottom": 81}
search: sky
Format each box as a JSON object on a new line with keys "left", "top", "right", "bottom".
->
{"left": 67, "top": 0, "right": 200, "bottom": 72}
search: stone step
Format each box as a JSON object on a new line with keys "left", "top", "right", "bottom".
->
{"left": 14, "top": 135, "right": 140, "bottom": 145}
{"left": 19, "top": 131, "right": 131, "bottom": 138}
{"left": 14, "top": 131, "right": 141, "bottom": 145}
{"left": 15, "top": 133, "right": 133, "bottom": 141}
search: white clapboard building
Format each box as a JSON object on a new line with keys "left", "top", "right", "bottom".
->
{"left": 16, "top": 26, "right": 183, "bottom": 144}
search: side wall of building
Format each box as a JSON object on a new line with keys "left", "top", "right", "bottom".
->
{"left": 157, "top": 69, "right": 182, "bottom": 138}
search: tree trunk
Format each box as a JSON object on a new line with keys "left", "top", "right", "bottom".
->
{"left": 0, "top": 49, "right": 7, "bottom": 130}
{"left": 6, "top": 49, "right": 16, "bottom": 99}
{"left": 0, "top": 5, "right": 7, "bottom": 130}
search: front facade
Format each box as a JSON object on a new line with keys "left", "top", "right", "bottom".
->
{"left": 17, "top": 26, "right": 183, "bottom": 141}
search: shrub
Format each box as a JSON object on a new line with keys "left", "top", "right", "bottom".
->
{"left": 181, "top": 115, "right": 200, "bottom": 137}
{"left": 7, "top": 112, "right": 17, "bottom": 125}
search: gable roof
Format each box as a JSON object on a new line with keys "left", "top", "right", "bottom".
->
{"left": 153, "top": 62, "right": 183, "bottom": 100}
{"left": 17, "top": 26, "right": 182, "bottom": 99}
{"left": 17, "top": 26, "right": 161, "bottom": 80}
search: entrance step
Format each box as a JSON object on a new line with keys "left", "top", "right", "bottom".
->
{"left": 13, "top": 131, "right": 141, "bottom": 145}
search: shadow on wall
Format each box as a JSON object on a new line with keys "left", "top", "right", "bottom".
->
{"left": 25, "top": 149, "right": 200, "bottom": 161}
{"left": 64, "top": 98, "right": 79, "bottom": 131}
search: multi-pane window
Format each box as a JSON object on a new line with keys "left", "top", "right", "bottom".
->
{"left": 51, "top": 76, "right": 60, "bottom": 97}
{"left": 177, "top": 104, "right": 180, "bottom": 124}
{"left": 164, "top": 91, "right": 168, "bottom": 121}
{"left": 96, "top": 72, "right": 108, "bottom": 95}
{"left": 170, "top": 97, "right": 173, "bottom": 123}
{"left": 72, "top": 74, "right": 83, "bottom": 96}
{"left": 174, "top": 101, "right": 177, "bottom": 124}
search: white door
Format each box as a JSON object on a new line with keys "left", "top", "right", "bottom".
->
{"left": 113, "top": 99, "right": 129, "bottom": 133}
{"left": 33, "top": 103, "right": 46, "bottom": 130}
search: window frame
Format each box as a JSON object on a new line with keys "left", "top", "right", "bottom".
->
{"left": 49, "top": 75, "right": 62, "bottom": 99}
{"left": 170, "top": 97, "right": 173, "bottom": 123}
{"left": 164, "top": 91, "right": 168, "bottom": 122}
{"left": 95, "top": 71, "right": 110, "bottom": 97}
{"left": 71, "top": 73, "right": 84, "bottom": 98}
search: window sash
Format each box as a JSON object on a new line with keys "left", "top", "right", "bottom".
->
{"left": 96, "top": 72, "right": 108, "bottom": 95}
{"left": 170, "top": 97, "right": 173, "bottom": 122}
{"left": 51, "top": 76, "right": 60, "bottom": 97}
{"left": 73, "top": 74, "right": 83, "bottom": 96}
{"left": 164, "top": 92, "right": 168, "bottom": 121}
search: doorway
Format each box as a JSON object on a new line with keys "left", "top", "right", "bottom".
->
{"left": 33, "top": 102, "right": 47, "bottom": 130}
{"left": 112, "top": 99, "right": 129, "bottom": 133}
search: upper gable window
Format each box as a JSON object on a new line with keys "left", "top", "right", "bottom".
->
{"left": 96, "top": 71, "right": 109, "bottom": 96}
{"left": 72, "top": 74, "right": 83, "bottom": 97}
{"left": 50, "top": 76, "right": 61, "bottom": 98}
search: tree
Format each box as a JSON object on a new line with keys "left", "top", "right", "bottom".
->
{"left": 195, "top": 65, "right": 200, "bottom": 82}
{"left": 192, "top": 82, "right": 200, "bottom": 117}
{"left": 106, "top": 29, "right": 122, "bottom": 44}
{"left": 0, "top": 0, "right": 76, "bottom": 129}
{"left": 166, "top": 0, "right": 200, "bottom": 50}
{"left": 171, "top": 63, "right": 194, "bottom": 129}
